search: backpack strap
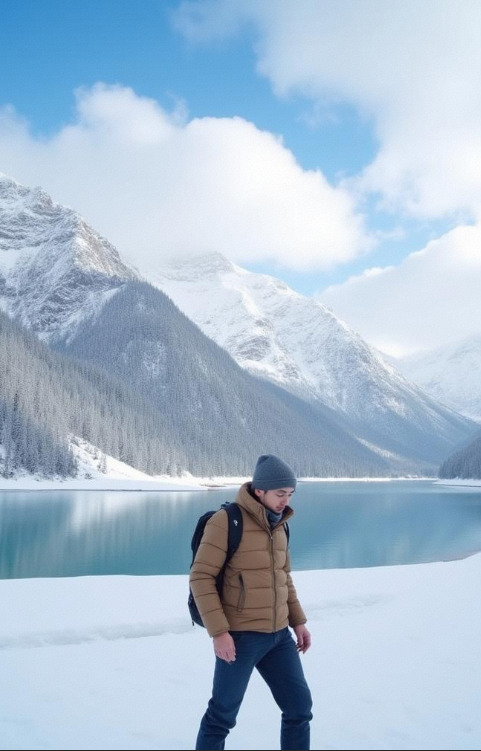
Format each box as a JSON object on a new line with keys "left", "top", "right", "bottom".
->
{"left": 284, "top": 521, "right": 290, "bottom": 547}
{"left": 222, "top": 502, "right": 243, "bottom": 564}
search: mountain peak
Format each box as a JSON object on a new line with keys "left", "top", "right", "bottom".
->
{"left": 158, "top": 250, "right": 239, "bottom": 281}
{"left": 395, "top": 333, "right": 481, "bottom": 421}
{"left": 148, "top": 255, "right": 474, "bottom": 468}
{"left": 0, "top": 172, "right": 31, "bottom": 207}
{"left": 0, "top": 174, "right": 138, "bottom": 341}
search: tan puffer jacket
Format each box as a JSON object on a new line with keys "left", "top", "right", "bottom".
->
{"left": 189, "top": 482, "right": 307, "bottom": 637}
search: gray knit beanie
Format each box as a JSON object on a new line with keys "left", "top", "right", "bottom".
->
{"left": 252, "top": 454, "right": 297, "bottom": 491}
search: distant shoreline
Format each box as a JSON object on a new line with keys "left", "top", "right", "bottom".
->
{"left": 0, "top": 478, "right": 204, "bottom": 492}
{"left": 435, "top": 478, "right": 481, "bottom": 488}
{"left": 0, "top": 475, "right": 439, "bottom": 492}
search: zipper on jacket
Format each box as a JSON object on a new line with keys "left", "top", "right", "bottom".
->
{"left": 237, "top": 573, "right": 246, "bottom": 612}
{"left": 270, "top": 533, "right": 277, "bottom": 631}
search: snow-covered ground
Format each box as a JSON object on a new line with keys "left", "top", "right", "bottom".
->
{"left": 298, "top": 476, "right": 434, "bottom": 482}
{"left": 436, "top": 479, "right": 481, "bottom": 488}
{"left": 1, "top": 555, "right": 480, "bottom": 750}
{"left": 0, "top": 439, "right": 204, "bottom": 491}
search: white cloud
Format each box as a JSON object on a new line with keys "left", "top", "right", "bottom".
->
{"left": 176, "top": 0, "right": 481, "bottom": 220}
{"left": 0, "top": 83, "right": 367, "bottom": 274}
{"left": 318, "top": 225, "right": 481, "bottom": 355}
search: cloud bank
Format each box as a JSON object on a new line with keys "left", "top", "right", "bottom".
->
{"left": 176, "top": 0, "right": 481, "bottom": 220}
{"left": 0, "top": 83, "right": 367, "bottom": 273}
{"left": 319, "top": 225, "right": 481, "bottom": 355}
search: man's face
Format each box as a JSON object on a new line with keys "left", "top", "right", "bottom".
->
{"left": 254, "top": 487, "right": 295, "bottom": 514}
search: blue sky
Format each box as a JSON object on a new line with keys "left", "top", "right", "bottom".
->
{"left": 1, "top": 0, "right": 480, "bottom": 353}
{"left": 0, "top": 0, "right": 375, "bottom": 176}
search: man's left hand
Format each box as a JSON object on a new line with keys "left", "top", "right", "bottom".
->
{"left": 293, "top": 624, "right": 311, "bottom": 653}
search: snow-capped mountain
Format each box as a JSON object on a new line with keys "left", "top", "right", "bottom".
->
{"left": 150, "top": 252, "right": 476, "bottom": 463}
{"left": 0, "top": 174, "right": 476, "bottom": 472}
{"left": 0, "top": 173, "right": 137, "bottom": 342}
{"left": 0, "top": 174, "right": 396, "bottom": 476}
{"left": 58, "top": 280, "right": 396, "bottom": 476}
{"left": 392, "top": 336, "right": 481, "bottom": 423}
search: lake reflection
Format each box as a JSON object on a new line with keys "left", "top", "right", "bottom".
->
{"left": 1, "top": 481, "right": 481, "bottom": 579}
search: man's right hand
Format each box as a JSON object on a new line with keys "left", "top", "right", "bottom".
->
{"left": 213, "top": 632, "right": 236, "bottom": 663}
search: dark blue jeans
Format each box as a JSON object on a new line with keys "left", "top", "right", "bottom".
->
{"left": 195, "top": 627, "right": 313, "bottom": 750}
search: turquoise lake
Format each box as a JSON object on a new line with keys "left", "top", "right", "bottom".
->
{"left": 1, "top": 480, "right": 481, "bottom": 579}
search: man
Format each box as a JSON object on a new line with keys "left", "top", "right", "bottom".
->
{"left": 190, "top": 454, "right": 313, "bottom": 750}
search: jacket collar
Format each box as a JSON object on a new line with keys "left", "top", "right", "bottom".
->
{"left": 235, "top": 481, "right": 294, "bottom": 530}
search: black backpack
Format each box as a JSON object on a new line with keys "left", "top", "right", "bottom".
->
{"left": 188, "top": 502, "right": 243, "bottom": 627}
{"left": 188, "top": 501, "right": 290, "bottom": 628}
